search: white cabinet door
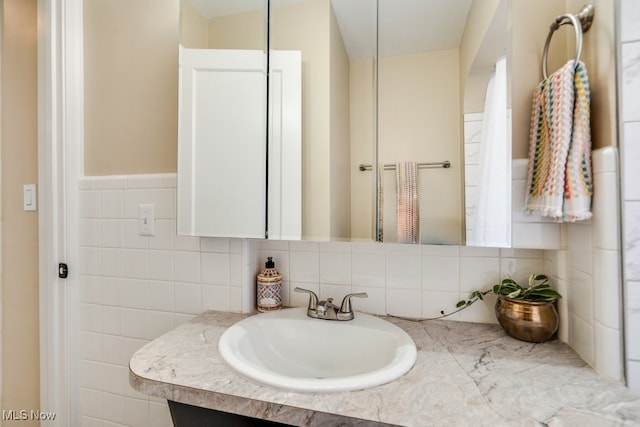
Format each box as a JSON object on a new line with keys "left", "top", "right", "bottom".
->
{"left": 178, "top": 47, "right": 267, "bottom": 238}
{"left": 268, "top": 50, "right": 302, "bottom": 240}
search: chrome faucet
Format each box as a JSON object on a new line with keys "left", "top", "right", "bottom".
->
{"left": 294, "top": 287, "right": 368, "bottom": 321}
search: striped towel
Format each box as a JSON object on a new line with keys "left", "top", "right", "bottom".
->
{"left": 524, "top": 60, "right": 592, "bottom": 222}
{"left": 396, "top": 162, "right": 419, "bottom": 243}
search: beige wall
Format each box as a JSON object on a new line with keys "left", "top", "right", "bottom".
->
{"left": 349, "top": 59, "right": 376, "bottom": 240}
{"left": 329, "top": 5, "right": 351, "bottom": 240}
{"left": 460, "top": 0, "right": 502, "bottom": 89}
{"left": 272, "top": 0, "right": 332, "bottom": 240}
{"left": 509, "top": 0, "right": 568, "bottom": 158}
{"left": 567, "top": 0, "right": 617, "bottom": 150}
{"left": 1, "top": 0, "right": 40, "bottom": 423}
{"left": 208, "top": 9, "right": 265, "bottom": 50}
{"left": 464, "top": 72, "right": 490, "bottom": 113}
{"left": 461, "top": 0, "right": 507, "bottom": 114}
{"left": 180, "top": 0, "right": 208, "bottom": 49}
{"left": 181, "top": 1, "right": 265, "bottom": 50}
{"left": 84, "top": 0, "right": 179, "bottom": 175}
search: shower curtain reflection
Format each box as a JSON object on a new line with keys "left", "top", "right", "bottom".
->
{"left": 468, "top": 55, "right": 511, "bottom": 247}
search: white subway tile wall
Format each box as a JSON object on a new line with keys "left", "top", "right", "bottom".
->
{"left": 78, "top": 174, "right": 551, "bottom": 425}
{"left": 511, "top": 159, "right": 562, "bottom": 249}
{"left": 463, "top": 112, "right": 483, "bottom": 240}
{"left": 257, "top": 239, "right": 549, "bottom": 323}
{"left": 78, "top": 174, "right": 252, "bottom": 427}
{"left": 77, "top": 152, "right": 631, "bottom": 425}
{"left": 622, "top": 0, "right": 640, "bottom": 395}
{"left": 542, "top": 148, "right": 625, "bottom": 382}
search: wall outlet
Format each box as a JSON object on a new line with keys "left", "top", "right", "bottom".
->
{"left": 138, "top": 204, "right": 156, "bottom": 236}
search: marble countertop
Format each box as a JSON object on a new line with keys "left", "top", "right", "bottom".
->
{"left": 129, "top": 310, "right": 640, "bottom": 426}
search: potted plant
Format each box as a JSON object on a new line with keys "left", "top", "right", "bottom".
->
{"left": 437, "top": 274, "right": 562, "bottom": 343}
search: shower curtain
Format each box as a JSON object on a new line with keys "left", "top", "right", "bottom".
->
{"left": 468, "top": 55, "right": 511, "bottom": 247}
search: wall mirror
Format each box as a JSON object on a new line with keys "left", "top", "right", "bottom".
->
{"left": 376, "top": 0, "right": 470, "bottom": 245}
{"left": 270, "top": 0, "right": 377, "bottom": 241}
{"left": 178, "top": 0, "right": 304, "bottom": 240}
{"left": 177, "top": 0, "right": 512, "bottom": 246}
{"left": 177, "top": 0, "right": 270, "bottom": 238}
{"left": 461, "top": 0, "right": 511, "bottom": 247}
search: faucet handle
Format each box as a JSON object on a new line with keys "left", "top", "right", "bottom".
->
{"left": 294, "top": 287, "right": 319, "bottom": 317}
{"left": 339, "top": 292, "right": 368, "bottom": 315}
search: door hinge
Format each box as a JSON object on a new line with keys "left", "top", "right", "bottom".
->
{"left": 58, "top": 263, "right": 68, "bottom": 279}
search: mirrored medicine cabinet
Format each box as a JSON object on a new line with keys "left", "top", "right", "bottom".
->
{"left": 177, "top": 0, "right": 511, "bottom": 246}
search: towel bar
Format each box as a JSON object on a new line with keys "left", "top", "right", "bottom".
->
{"left": 359, "top": 161, "right": 451, "bottom": 171}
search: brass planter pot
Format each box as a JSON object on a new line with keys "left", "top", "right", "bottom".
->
{"left": 494, "top": 296, "right": 559, "bottom": 343}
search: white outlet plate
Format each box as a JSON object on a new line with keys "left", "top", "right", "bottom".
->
{"left": 138, "top": 204, "right": 156, "bottom": 236}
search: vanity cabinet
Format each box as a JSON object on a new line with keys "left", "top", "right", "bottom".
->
{"left": 168, "top": 401, "right": 287, "bottom": 427}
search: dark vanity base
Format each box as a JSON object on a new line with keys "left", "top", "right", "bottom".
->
{"left": 168, "top": 400, "right": 292, "bottom": 427}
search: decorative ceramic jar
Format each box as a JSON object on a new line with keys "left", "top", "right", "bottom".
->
{"left": 494, "top": 296, "right": 559, "bottom": 343}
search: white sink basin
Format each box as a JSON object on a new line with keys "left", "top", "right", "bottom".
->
{"left": 218, "top": 307, "right": 417, "bottom": 392}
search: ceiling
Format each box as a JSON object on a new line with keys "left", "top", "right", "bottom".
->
{"left": 186, "top": 0, "right": 473, "bottom": 59}
{"left": 333, "top": 0, "right": 473, "bottom": 59}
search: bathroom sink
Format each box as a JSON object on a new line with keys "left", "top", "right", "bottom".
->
{"left": 218, "top": 307, "right": 417, "bottom": 392}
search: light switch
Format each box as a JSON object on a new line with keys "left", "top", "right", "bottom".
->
{"left": 24, "top": 184, "right": 37, "bottom": 211}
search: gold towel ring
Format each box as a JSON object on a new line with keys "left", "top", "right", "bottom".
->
{"left": 541, "top": 4, "right": 595, "bottom": 80}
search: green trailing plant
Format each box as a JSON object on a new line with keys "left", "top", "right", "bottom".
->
{"left": 433, "top": 273, "right": 562, "bottom": 319}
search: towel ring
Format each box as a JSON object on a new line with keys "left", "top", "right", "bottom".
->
{"left": 541, "top": 4, "right": 594, "bottom": 80}
{"left": 542, "top": 13, "right": 583, "bottom": 80}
